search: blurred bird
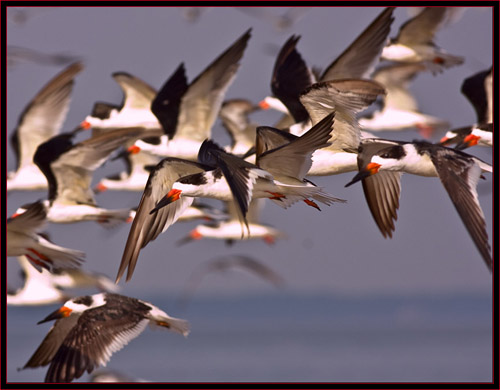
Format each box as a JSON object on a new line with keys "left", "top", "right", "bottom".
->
{"left": 177, "top": 199, "right": 286, "bottom": 246}
{"left": 90, "top": 368, "right": 149, "bottom": 383}
{"left": 21, "top": 293, "right": 189, "bottom": 383}
{"left": 177, "top": 254, "right": 285, "bottom": 309}
{"left": 345, "top": 140, "right": 493, "bottom": 271}
{"left": 219, "top": 98, "right": 261, "bottom": 156}
{"left": 81, "top": 72, "right": 163, "bottom": 192}
{"left": 81, "top": 72, "right": 159, "bottom": 134}
{"left": 8, "top": 255, "right": 118, "bottom": 306}
{"left": 381, "top": 7, "right": 465, "bottom": 73}
{"left": 358, "top": 61, "right": 450, "bottom": 138}
{"left": 7, "top": 201, "right": 85, "bottom": 272}
{"left": 8, "top": 62, "right": 85, "bottom": 191}
{"left": 7, "top": 45, "right": 82, "bottom": 69}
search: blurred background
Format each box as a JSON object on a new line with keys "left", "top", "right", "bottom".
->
{"left": 5, "top": 6, "right": 493, "bottom": 383}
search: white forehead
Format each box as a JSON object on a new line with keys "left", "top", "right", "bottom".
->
{"left": 65, "top": 294, "right": 107, "bottom": 312}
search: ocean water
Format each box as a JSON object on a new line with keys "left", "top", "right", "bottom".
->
{"left": 6, "top": 292, "right": 493, "bottom": 383}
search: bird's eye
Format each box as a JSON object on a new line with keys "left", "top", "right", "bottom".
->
{"left": 380, "top": 153, "right": 389, "bottom": 158}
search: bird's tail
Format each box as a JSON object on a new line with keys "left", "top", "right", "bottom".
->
{"left": 150, "top": 314, "right": 190, "bottom": 337}
{"left": 268, "top": 184, "right": 346, "bottom": 209}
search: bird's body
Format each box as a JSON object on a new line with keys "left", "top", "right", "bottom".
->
{"left": 346, "top": 141, "right": 492, "bottom": 270}
{"left": 21, "top": 293, "right": 189, "bottom": 383}
{"left": 8, "top": 62, "right": 84, "bottom": 191}
{"left": 7, "top": 255, "right": 118, "bottom": 306}
{"left": 135, "top": 29, "right": 252, "bottom": 161}
{"left": 381, "top": 7, "right": 464, "bottom": 73}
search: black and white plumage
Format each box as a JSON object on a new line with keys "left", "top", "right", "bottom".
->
{"left": 82, "top": 71, "right": 159, "bottom": 134}
{"left": 176, "top": 198, "right": 286, "bottom": 247}
{"left": 381, "top": 7, "right": 465, "bottom": 73}
{"left": 21, "top": 293, "right": 189, "bottom": 383}
{"left": 219, "top": 98, "right": 260, "bottom": 156}
{"left": 440, "top": 68, "right": 493, "bottom": 149}
{"left": 251, "top": 111, "right": 346, "bottom": 210}
{"left": 260, "top": 7, "right": 394, "bottom": 132}
{"left": 32, "top": 127, "right": 157, "bottom": 225}
{"left": 134, "top": 29, "right": 252, "bottom": 161}
{"left": 8, "top": 61, "right": 84, "bottom": 191}
{"left": 116, "top": 143, "right": 276, "bottom": 283}
{"left": 82, "top": 71, "right": 162, "bottom": 191}
{"left": 115, "top": 157, "right": 214, "bottom": 283}
{"left": 7, "top": 201, "right": 85, "bottom": 273}
{"left": 267, "top": 34, "right": 315, "bottom": 125}
{"left": 7, "top": 255, "right": 118, "bottom": 306}
{"left": 345, "top": 141, "right": 493, "bottom": 271}
{"left": 358, "top": 61, "right": 449, "bottom": 136}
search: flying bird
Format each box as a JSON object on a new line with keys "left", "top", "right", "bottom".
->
{"left": 8, "top": 61, "right": 85, "bottom": 191}
{"left": 7, "top": 201, "right": 85, "bottom": 273}
{"left": 21, "top": 293, "right": 189, "bottom": 383}
{"left": 381, "top": 7, "right": 465, "bottom": 73}
{"left": 345, "top": 140, "right": 493, "bottom": 271}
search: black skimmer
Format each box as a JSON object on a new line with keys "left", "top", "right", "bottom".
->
{"left": 345, "top": 140, "right": 493, "bottom": 271}
{"left": 177, "top": 254, "right": 285, "bottom": 308}
{"left": 32, "top": 127, "right": 155, "bottom": 225}
{"left": 440, "top": 67, "right": 493, "bottom": 149}
{"left": 116, "top": 112, "right": 342, "bottom": 283}
{"left": 134, "top": 29, "right": 252, "bottom": 161}
{"left": 381, "top": 7, "right": 465, "bottom": 73}
{"left": 7, "top": 255, "right": 118, "bottom": 306}
{"left": 297, "top": 79, "right": 387, "bottom": 175}
{"left": 81, "top": 72, "right": 162, "bottom": 192}
{"left": 260, "top": 7, "right": 395, "bottom": 133}
{"left": 115, "top": 150, "right": 275, "bottom": 283}
{"left": 81, "top": 71, "right": 159, "bottom": 134}
{"left": 21, "top": 293, "right": 189, "bottom": 383}
{"left": 358, "top": 61, "right": 449, "bottom": 138}
{"left": 274, "top": 78, "right": 404, "bottom": 239}
{"left": 219, "top": 98, "right": 260, "bottom": 156}
{"left": 8, "top": 256, "right": 69, "bottom": 306}
{"left": 93, "top": 143, "right": 160, "bottom": 193}
{"left": 8, "top": 62, "right": 84, "bottom": 191}
{"left": 250, "top": 112, "right": 346, "bottom": 210}
{"left": 7, "top": 201, "right": 85, "bottom": 272}
{"left": 177, "top": 198, "right": 286, "bottom": 246}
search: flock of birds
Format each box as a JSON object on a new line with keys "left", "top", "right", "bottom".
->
{"left": 6, "top": 7, "right": 493, "bottom": 383}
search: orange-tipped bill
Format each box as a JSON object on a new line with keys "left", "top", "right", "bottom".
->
{"left": 80, "top": 120, "right": 92, "bottom": 130}
{"left": 345, "top": 163, "right": 381, "bottom": 187}
{"left": 258, "top": 99, "right": 270, "bottom": 110}
{"left": 457, "top": 134, "right": 481, "bottom": 150}
{"left": 439, "top": 135, "right": 453, "bottom": 145}
{"left": 37, "top": 306, "right": 73, "bottom": 324}
{"left": 149, "top": 189, "right": 182, "bottom": 215}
